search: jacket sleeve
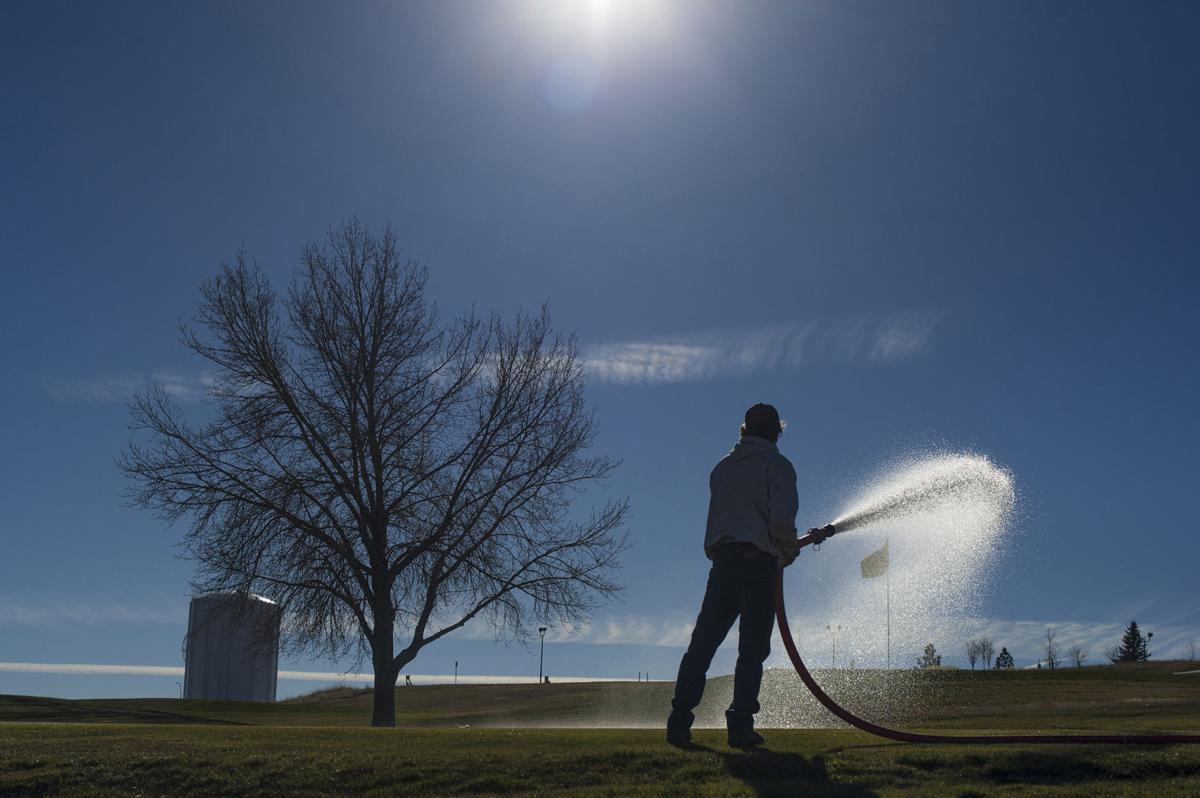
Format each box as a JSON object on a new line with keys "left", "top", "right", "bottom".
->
{"left": 768, "top": 455, "right": 800, "bottom": 561}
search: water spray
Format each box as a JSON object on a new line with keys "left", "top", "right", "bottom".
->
{"left": 777, "top": 453, "right": 1200, "bottom": 745}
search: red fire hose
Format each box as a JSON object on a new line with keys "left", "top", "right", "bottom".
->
{"left": 774, "top": 530, "right": 1200, "bottom": 744}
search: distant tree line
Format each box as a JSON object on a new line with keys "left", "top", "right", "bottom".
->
{"left": 921, "top": 618, "right": 1194, "bottom": 672}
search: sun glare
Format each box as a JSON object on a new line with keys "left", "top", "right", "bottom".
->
{"left": 525, "top": 0, "right": 675, "bottom": 50}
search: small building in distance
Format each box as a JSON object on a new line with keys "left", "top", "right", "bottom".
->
{"left": 183, "top": 592, "right": 280, "bottom": 702}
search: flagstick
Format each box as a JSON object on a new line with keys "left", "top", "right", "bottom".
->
{"left": 886, "top": 538, "right": 891, "bottom": 721}
{"left": 883, "top": 542, "right": 892, "bottom": 720}
{"left": 886, "top": 538, "right": 891, "bottom": 671}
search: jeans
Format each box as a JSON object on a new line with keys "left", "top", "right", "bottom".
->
{"left": 669, "top": 543, "right": 777, "bottom": 729}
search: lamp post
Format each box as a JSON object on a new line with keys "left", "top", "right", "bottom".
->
{"left": 538, "top": 627, "right": 548, "bottom": 683}
{"left": 826, "top": 624, "right": 841, "bottom": 668}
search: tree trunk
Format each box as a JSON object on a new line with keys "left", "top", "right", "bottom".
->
{"left": 370, "top": 616, "right": 397, "bottom": 728}
{"left": 371, "top": 668, "right": 396, "bottom": 727}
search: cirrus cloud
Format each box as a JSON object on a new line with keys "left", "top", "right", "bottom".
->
{"left": 582, "top": 312, "right": 940, "bottom": 385}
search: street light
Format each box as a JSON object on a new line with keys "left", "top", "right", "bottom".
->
{"left": 538, "top": 626, "right": 548, "bottom": 683}
{"left": 826, "top": 624, "right": 841, "bottom": 668}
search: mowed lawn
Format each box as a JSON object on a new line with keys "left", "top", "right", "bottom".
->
{"left": 2, "top": 662, "right": 1199, "bottom": 796}
{"left": 5, "top": 724, "right": 1200, "bottom": 797}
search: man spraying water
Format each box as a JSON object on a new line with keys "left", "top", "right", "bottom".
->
{"left": 667, "top": 403, "right": 833, "bottom": 748}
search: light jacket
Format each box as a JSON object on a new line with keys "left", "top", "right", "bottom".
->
{"left": 703, "top": 435, "right": 799, "bottom": 563}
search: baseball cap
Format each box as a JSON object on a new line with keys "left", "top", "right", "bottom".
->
{"left": 743, "top": 403, "right": 785, "bottom": 436}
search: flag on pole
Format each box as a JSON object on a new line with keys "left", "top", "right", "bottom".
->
{"left": 860, "top": 542, "right": 889, "bottom": 579}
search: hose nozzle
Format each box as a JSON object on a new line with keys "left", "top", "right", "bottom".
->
{"left": 804, "top": 524, "right": 838, "bottom": 546}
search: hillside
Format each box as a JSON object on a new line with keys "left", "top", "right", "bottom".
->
{"left": 2, "top": 661, "right": 1197, "bottom": 732}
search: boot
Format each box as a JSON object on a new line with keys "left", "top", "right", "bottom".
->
{"left": 666, "top": 711, "right": 693, "bottom": 746}
{"left": 726, "top": 710, "right": 764, "bottom": 749}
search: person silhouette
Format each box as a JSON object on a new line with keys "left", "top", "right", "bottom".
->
{"left": 667, "top": 403, "right": 801, "bottom": 749}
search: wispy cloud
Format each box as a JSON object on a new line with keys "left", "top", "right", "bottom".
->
{"left": 0, "top": 662, "right": 628, "bottom": 684}
{"left": 537, "top": 614, "right": 699, "bottom": 648}
{"left": 450, "top": 608, "right": 1200, "bottom": 667}
{"left": 5, "top": 604, "right": 1195, "bottom": 678}
{"left": 0, "top": 599, "right": 699, "bottom": 649}
{"left": 0, "top": 601, "right": 186, "bottom": 627}
{"left": 870, "top": 313, "right": 941, "bottom": 362}
{"left": 45, "top": 371, "right": 215, "bottom": 403}
{"left": 440, "top": 611, "right": 699, "bottom": 648}
{"left": 581, "top": 312, "right": 940, "bottom": 385}
{"left": 0, "top": 662, "right": 185, "bottom": 677}
{"left": 43, "top": 313, "right": 938, "bottom": 399}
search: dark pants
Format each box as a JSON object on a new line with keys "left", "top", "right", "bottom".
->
{"left": 669, "top": 543, "right": 777, "bottom": 730}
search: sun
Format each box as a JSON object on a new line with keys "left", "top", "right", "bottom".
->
{"left": 524, "top": 0, "right": 675, "bottom": 51}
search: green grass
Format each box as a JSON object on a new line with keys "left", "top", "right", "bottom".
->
{"left": 1, "top": 661, "right": 1198, "bottom": 796}
{"left": 4, "top": 725, "right": 1200, "bottom": 797}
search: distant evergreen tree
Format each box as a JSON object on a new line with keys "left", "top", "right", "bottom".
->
{"left": 1112, "top": 621, "right": 1151, "bottom": 662}
{"left": 994, "top": 647, "right": 1015, "bottom": 669}
{"left": 917, "top": 643, "right": 942, "bottom": 668}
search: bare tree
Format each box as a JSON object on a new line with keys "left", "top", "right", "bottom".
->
{"left": 1067, "top": 644, "right": 1088, "bottom": 668}
{"left": 964, "top": 639, "right": 980, "bottom": 670}
{"left": 1044, "top": 628, "right": 1060, "bottom": 670}
{"left": 1186, "top": 640, "right": 1196, "bottom": 661}
{"left": 121, "top": 221, "right": 629, "bottom": 727}
{"left": 979, "top": 637, "right": 995, "bottom": 669}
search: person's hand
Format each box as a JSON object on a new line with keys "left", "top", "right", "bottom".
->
{"left": 806, "top": 524, "right": 837, "bottom": 544}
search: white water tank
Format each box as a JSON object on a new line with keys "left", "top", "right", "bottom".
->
{"left": 183, "top": 592, "right": 280, "bottom": 702}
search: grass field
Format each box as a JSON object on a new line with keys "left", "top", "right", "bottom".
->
{"left": 2, "top": 662, "right": 1199, "bottom": 796}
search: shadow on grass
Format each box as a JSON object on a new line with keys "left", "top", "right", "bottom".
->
{"left": 678, "top": 742, "right": 878, "bottom": 797}
{"left": 976, "top": 749, "right": 1198, "bottom": 785}
{"left": 897, "top": 746, "right": 1200, "bottom": 787}
{"left": 0, "top": 694, "right": 241, "bottom": 725}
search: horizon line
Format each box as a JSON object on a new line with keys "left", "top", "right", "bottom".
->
{"left": 0, "top": 662, "right": 657, "bottom": 684}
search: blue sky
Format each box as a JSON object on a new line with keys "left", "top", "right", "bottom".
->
{"left": 2, "top": 1, "right": 1199, "bottom": 699}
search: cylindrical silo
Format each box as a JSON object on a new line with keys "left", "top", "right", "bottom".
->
{"left": 183, "top": 592, "right": 280, "bottom": 702}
